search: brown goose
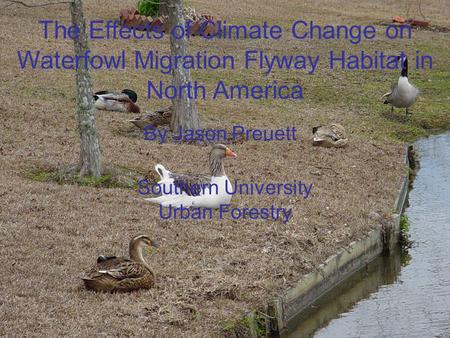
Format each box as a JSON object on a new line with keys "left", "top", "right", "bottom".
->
{"left": 82, "top": 235, "right": 158, "bottom": 292}
{"left": 312, "top": 124, "right": 348, "bottom": 148}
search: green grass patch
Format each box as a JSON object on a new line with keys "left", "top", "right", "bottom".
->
{"left": 400, "top": 214, "right": 410, "bottom": 233}
{"left": 309, "top": 67, "right": 450, "bottom": 142}
{"left": 26, "top": 165, "right": 142, "bottom": 189}
{"left": 222, "top": 312, "right": 267, "bottom": 338}
{"left": 399, "top": 214, "right": 413, "bottom": 249}
{"left": 137, "top": 0, "right": 160, "bottom": 17}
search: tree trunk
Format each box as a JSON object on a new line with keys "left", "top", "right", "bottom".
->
{"left": 158, "top": 0, "right": 169, "bottom": 17}
{"left": 168, "top": 0, "right": 200, "bottom": 132}
{"left": 70, "top": 0, "right": 102, "bottom": 177}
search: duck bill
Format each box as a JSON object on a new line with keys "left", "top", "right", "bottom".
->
{"left": 226, "top": 148, "right": 237, "bottom": 158}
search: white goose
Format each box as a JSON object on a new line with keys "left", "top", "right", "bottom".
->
{"left": 144, "top": 144, "right": 237, "bottom": 208}
{"left": 382, "top": 55, "right": 419, "bottom": 115}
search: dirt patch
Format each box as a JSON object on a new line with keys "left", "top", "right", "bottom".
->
{"left": 118, "top": 119, "right": 250, "bottom": 146}
{"left": 377, "top": 21, "right": 450, "bottom": 33}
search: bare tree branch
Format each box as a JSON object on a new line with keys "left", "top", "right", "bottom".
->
{"left": 1, "top": 0, "right": 73, "bottom": 9}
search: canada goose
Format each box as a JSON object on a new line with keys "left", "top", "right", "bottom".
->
{"left": 312, "top": 124, "right": 348, "bottom": 148}
{"left": 82, "top": 235, "right": 158, "bottom": 292}
{"left": 143, "top": 144, "right": 237, "bottom": 208}
{"left": 382, "top": 55, "right": 419, "bottom": 115}
{"left": 94, "top": 89, "right": 140, "bottom": 113}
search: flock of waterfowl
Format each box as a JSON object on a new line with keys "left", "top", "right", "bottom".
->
{"left": 83, "top": 54, "right": 419, "bottom": 292}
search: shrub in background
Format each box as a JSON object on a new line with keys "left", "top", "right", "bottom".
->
{"left": 137, "top": 0, "right": 160, "bottom": 17}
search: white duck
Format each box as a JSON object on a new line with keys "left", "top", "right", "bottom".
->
{"left": 382, "top": 55, "right": 419, "bottom": 115}
{"left": 144, "top": 144, "right": 237, "bottom": 208}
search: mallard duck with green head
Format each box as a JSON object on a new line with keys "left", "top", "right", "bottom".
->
{"left": 94, "top": 89, "right": 140, "bottom": 113}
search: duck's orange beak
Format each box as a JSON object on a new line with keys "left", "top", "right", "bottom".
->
{"left": 225, "top": 147, "right": 237, "bottom": 158}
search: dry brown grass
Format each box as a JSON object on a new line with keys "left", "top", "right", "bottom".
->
{"left": 2, "top": 0, "right": 447, "bottom": 336}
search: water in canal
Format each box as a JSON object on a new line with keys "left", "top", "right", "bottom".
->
{"left": 288, "top": 132, "right": 450, "bottom": 337}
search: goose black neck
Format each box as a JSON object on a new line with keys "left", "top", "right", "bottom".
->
{"left": 209, "top": 154, "right": 225, "bottom": 177}
{"left": 401, "top": 57, "right": 408, "bottom": 77}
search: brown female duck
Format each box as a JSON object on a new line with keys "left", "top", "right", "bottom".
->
{"left": 129, "top": 106, "right": 172, "bottom": 129}
{"left": 82, "top": 235, "right": 158, "bottom": 292}
{"left": 312, "top": 123, "right": 348, "bottom": 148}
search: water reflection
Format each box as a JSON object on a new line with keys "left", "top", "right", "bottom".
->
{"left": 286, "top": 250, "right": 405, "bottom": 337}
{"left": 287, "top": 132, "right": 450, "bottom": 338}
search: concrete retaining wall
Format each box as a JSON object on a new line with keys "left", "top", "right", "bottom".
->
{"left": 245, "top": 147, "right": 411, "bottom": 337}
